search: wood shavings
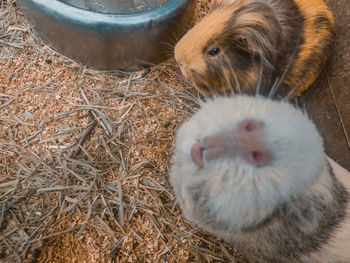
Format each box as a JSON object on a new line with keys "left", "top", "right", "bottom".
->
{"left": 0, "top": 0, "right": 242, "bottom": 262}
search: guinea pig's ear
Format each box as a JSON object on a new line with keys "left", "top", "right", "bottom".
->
{"left": 234, "top": 34, "right": 260, "bottom": 55}
{"left": 236, "top": 36, "right": 249, "bottom": 49}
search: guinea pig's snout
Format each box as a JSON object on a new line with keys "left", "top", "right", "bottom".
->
{"left": 237, "top": 119, "right": 272, "bottom": 168}
{"left": 174, "top": 59, "right": 188, "bottom": 79}
{"left": 191, "top": 141, "right": 204, "bottom": 168}
{"left": 238, "top": 119, "right": 264, "bottom": 133}
{"left": 191, "top": 119, "right": 272, "bottom": 168}
{"left": 179, "top": 65, "right": 187, "bottom": 79}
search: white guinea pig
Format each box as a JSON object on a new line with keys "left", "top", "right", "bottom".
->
{"left": 169, "top": 95, "right": 350, "bottom": 263}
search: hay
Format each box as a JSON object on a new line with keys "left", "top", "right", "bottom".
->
{"left": 0, "top": 0, "right": 244, "bottom": 262}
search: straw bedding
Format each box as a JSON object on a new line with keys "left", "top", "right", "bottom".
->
{"left": 0, "top": 0, "right": 245, "bottom": 262}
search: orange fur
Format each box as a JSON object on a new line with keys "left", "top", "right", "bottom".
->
{"left": 288, "top": 0, "right": 335, "bottom": 95}
{"left": 175, "top": 6, "right": 234, "bottom": 78}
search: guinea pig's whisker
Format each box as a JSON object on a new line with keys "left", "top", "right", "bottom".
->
{"left": 255, "top": 58, "right": 264, "bottom": 96}
{"left": 172, "top": 74, "right": 203, "bottom": 105}
{"left": 221, "top": 60, "right": 236, "bottom": 97}
{"left": 268, "top": 77, "right": 281, "bottom": 98}
{"left": 207, "top": 40, "right": 234, "bottom": 96}
{"left": 177, "top": 72, "right": 205, "bottom": 96}
{"left": 134, "top": 58, "right": 157, "bottom": 68}
{"left": 221, "top": 50, "right": 240, "bottom": 95}
{"left": 183, "top": 89, "right": 202, "bottom": 107}
{"left": 269, "top": 40, "right": 301, "bottom": 98}
{"left": 231, "top": 69, "right": 241, "bottom": 95}
{"left": 194, "top": 71, "right": 218, "bottom": 96}
{"left": 169, "top": 29, "right": 185, "bottom": 45}
{"left": 156, "top": 79, "right": 199, "bottom": 113}
{"left": 196, "top": 86, "right": 211, "bottom": 98}
{"left": 218, "top": 61, "right": 231, "bottom": 97}
{"left": 172, "top": 64, "right": 187, "bottom": 79}
{"left": 284, "top": 76, "right": 307, "bottom": 100}
{"left": 161, "top": 31, "right": 184, "bottom": 56}
{"left": 172, "top": 20, "right": 194, "bottom": 34}
{"left": 160, "top": 45, "right": 178, "bottom": 58}
{"left": 223, "top": 72, "right": 232, "bottom": 97}
{"left": 161, "top": 41, "right": 176, "bottom": 51}
{"left": 271, "top": 136, "right": 293, "bottom": 145}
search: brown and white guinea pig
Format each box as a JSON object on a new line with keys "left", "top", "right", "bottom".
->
{"left": 174, "top": 0, "right": 335, "bottom": 97}
{"left": 169, "top": 95, "right": 350, "bottom": 263}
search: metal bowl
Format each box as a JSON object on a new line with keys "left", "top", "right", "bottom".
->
{"left": 18, "top": 0, "right": 195, "bottom": 71}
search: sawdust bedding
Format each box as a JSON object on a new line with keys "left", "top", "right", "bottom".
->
{"left": 0, "top": 0, "right": 247, "bottom": 262}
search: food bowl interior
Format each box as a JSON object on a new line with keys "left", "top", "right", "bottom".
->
{"left": 59, "top": 0, "right": 170, "bottom": 14}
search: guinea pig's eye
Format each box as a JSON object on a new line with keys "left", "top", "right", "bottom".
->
{"left": 208, "top": 47, "right": 220, "bottom": 56}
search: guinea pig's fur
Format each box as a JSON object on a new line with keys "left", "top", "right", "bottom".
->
{"left": 174, "top": 0, "right": 335, "bottom": 97}
{"left": 169, "top": 96, "right": 350, "bottom": 262}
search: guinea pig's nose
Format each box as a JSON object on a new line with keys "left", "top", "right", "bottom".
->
{"left": 191, "top": 119, "right": 272, "bottom": 168}
{"left": 191, "top": 141, "right": 204, "bottom": 168}
{"left": 179, "top": 65, "right": 188, "bottom": 79}
{"left": 236, "top": 119, "right": 272, "bottom": 167}
{"left": 237, "top": 119, "right": 264, "bottom": 133}
{"left": 191, "top": 134, "right": 233, "bottom": 168}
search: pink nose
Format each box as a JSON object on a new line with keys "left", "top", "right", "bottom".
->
{"left": 237, "top": 119, "right": 264, "bottom": 133}
{"left": 236, "top": 119, "right": 272, "bottom": 167}
{"left": 190, "top": 119, "right": 272, "bottom": 168}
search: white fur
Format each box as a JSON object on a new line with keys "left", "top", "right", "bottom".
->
{"left": 170, "top": 95, "right": 325, "bottom": 231}
{"left": 303, "top": 158, "right": 350, "bottom": 263}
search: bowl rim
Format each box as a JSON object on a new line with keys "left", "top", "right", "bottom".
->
{"left": 25, "top": 0, "right": 189, "bottom": 25}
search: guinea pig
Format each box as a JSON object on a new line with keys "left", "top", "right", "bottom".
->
{"left": 169, "top": 95, "right": 350, "bottom": 263}
{"left": 174, "top": 0, "right": 335, "bottom": 97}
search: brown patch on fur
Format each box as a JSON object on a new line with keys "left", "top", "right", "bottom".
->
{"left": 285, "top": 0, "right": 335, "bottom": 96}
